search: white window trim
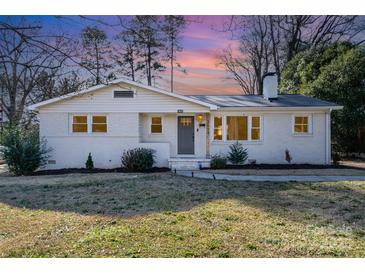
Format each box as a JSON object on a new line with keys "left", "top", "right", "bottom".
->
{"left": 213, "top": 115, "right": 223, "bottom": 141}
{"left": 211, "top": 114, "right": 263, "bottom": 143}
{"left": 250, "top": 116, "right": 262, "bottom": 141}
{"left": 91, "top": 114, "right": 109, "bottom": 134}
{"left": 70, "top": 113, "right": 89, "bottom": 135}
{"left": 70, "top": 113, "right": 108, "bottom": 135}
{"left": 149, "top": 115, "right": 164, "bottom": 135}
{"left": 292, "top": 114, "right": 313, "bottom": 136}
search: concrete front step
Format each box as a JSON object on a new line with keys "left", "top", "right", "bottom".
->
{"left": 168, "top": 158, "right": 210, "bottom": 170}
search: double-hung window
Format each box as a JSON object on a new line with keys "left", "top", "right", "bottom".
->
{"left": 251, "top": 116, "right": 261, "bottom": 140}
{"left": 213, "top": 116, "right": 223, "bottom": 140}
{"left": 293, "top": 115, "right": 311, "bottom": 134}
{"left": 72, "top": 115, "right": 88, "bottom": 133}
{"left": 92, "top": 116, "right": 107, "bottom": 133}
{"left": 72, "top": 114, "right": 107, "bottom": 133}
{"left": 151, "top": 116, "right": 162, "bottom": 134}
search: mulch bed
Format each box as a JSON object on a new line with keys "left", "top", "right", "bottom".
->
{"left": 31, "top": 167, "right": 170, "bottom": 176}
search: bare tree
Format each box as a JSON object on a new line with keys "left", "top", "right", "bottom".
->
{"left": 35, "top": 71, "right": 84, "bottom": 101}
{"left": 220, "top": 15, "right": 359, "bottom": 94}
{"left": 244, "top": 16, "right": 271, "bottom": 94}
{"left": 219, "top": 47, "right": 256, "bottom": 94}
{"left": 308, "top": 16, "right": 358, "bottom": 48}
{"left": 220, "top": 16, "right": 271, "bottom": 94}
{"left": 161, "top": 16, "right": 186, "bottom": 92}
{"left": 0, "top": 18, "right": 71, "bottom": 124}
{"left": 271, "top": 15, "right": 358, "bottom": 64}
{"left": 268, "top": 16, "right": 284, "bottom": 78}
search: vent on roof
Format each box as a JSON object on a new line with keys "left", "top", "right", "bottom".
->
{"left": 113, "top": 90, "right": 134, "bottom": 98}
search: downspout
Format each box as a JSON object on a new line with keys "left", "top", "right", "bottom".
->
{"left": 325, "top": 109, "right": 332, "bottom": 165}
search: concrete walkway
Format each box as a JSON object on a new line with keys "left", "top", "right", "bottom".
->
{"left": 176, "top": 170, "right": 365, "bottom": 182}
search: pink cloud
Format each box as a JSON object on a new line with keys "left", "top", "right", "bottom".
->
{"left": 136, "top": 16, "right": 244, "bottom": 95}
{"left": 154, "top": 16, "right": 244, "bottom": 95}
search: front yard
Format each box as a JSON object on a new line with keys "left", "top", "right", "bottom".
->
{"left": 0, "top": 172, "right": 364, "bottom": 257}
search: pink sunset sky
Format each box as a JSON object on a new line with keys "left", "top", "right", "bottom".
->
{"left": 22, "top": 15, "right": 242, "bottom": 95}
{"left": 158, "top": 16, "right": 241, "bottom": 95}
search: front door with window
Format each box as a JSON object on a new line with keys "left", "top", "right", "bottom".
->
{"left": 178, "top": 116, "right": 195, "bottom": 154}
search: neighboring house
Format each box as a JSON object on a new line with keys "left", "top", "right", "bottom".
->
{"left": 28, "top": 74, "right": 342, "bottom": 170}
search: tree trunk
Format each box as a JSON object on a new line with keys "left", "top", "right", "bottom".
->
{"left": 170, "top": 38, "right": 174, "bottom": 93}
{"left": 131, "top": 51, "right": 135, "bottom": 81}
{"left": 147, "top": 46, "right": 152, "bottom": 86}
{"left": 95, "top": 42, "right": 100, "bottom": 85}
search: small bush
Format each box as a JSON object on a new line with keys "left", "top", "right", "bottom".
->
{"left": 210, "top": 154, "right": 227, "bottom": 169}
{"left": 227, "top": 142, "right": 248, "bottom": 165}
{"left": 121, "top": 148, "right": 155, "bottom": 172}
{"left": 332, "top": 152, "right": 341, "bottom": 165}
{"left": 285, "top": 149, "right": 292, "bottom": 163}
{"left": 1, "top": 125, "right": 51, "bottom": 175}
{"left": 85, "top": 153, "right": 94, "bottom": 170}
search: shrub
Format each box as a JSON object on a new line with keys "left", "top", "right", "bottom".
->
{"left": 85, "top": 153, "right": 94, "bottom": 170}
{"left": 227, "top": 142, "right": 248, "bottom": 164}
{"left": 332, "top": 143, "right": 342, "bottom": 166}
{"left": 332, "top": 152, "right": 341, "bottom": 166}
{"left": 210, "top": 154, "right": 227, "bottom": 169}
{"left": 1, "top": 125, "right": 51, "bottom": 175}
{"left": 285, "top": 149, "right": 292, "bottom": 163}
{"left": 121, "top": 148, "right": 155, "bottom": 172}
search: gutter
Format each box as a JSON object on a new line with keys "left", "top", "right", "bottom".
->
{"left": 325, "top": 109, "right": 333, "bottom": 165}
{"left": 211, "top": 106, "right": 343, "bottom": 112}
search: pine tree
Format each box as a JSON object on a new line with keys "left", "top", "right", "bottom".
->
{"left": 227, "top": 142, "right": 248, "bottom": 164}
{"left": 129, "top": 16, "right": 166, "bottom": 86}
{"left": 81, "top": 26, "right": 112, "bottom": 85}
{"left": 161, "top": 16, "right": 186, "bottom": 92}
{"left": 85, "top": 153, "right": 94, "bottom": 170}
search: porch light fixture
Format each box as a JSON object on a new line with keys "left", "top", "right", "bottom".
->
{"left": 197, "top": 114, "right": 205, "bottom": 129}
{"left": 197, "top": 114, "right": 204, "bottom": 123}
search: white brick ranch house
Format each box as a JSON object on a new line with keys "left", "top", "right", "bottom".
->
{"left": 29, "top": 74, "right": 342, "bottom": 170}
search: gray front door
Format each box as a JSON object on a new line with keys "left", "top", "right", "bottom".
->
{"left": 178, "top": 116, "right": 195, "bottom": 154}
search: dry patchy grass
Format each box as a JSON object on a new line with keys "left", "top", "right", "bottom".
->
{"left": 0, "top": 173, "right": 364, "bottom": 257}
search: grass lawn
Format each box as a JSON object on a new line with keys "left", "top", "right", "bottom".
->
{"left": 0, "top": 172, "right": 364, "bottom": 257}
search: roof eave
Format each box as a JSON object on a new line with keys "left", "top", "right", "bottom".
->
{"left": 27, "top": 78, "right": 219, "bottom": 111}
{"left": 329, "top": 105, "right": 343, "bottom": 110}
{"left": 27, "top": 80, "right": 121, "bottom": 111}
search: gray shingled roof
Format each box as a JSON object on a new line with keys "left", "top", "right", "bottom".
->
{"left": 188, "top": 94, "right": 340, "bottom": 108}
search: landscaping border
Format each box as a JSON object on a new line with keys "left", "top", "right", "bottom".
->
{"left": 30, "top": 167, "right": 170, "bottom": 176}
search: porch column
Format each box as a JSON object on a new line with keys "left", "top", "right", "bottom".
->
{"left": 205, "top": 113, "right": 210, "bottom": 158}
